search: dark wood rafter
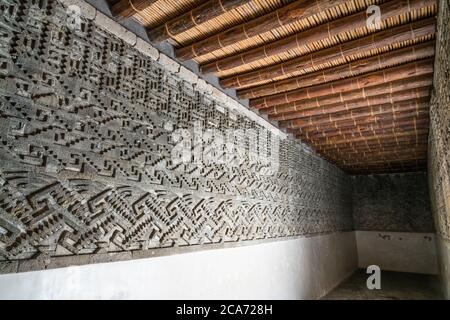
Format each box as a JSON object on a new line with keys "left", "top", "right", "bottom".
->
{"left": 299, "top": 117, "right": 429, "bottom": 142}
{"left": 110, "top": 0, "right": 159, "bottom": 19}
{"left": 319, "top": 140, "right": 428, "bottom": 154}
{"left": 250, "top": 59, "right": 433, "bottom": 109}
{"left": 269, "top": 87, "right": 431, "bottom": 121}
{"left": 302, "top": 121, "right": 429, "bottom": 143}
{"left": 221, "top": 17, "right": 436, "bottom": 89}
{"left": 175, "top": 0, "right": 350, "bottom": 60}
{"left": 260, "top": 76, "right": 432, "bottom": 116}
{"left": 304, "top": 117, "right": 430, "bottom": 139}
{"left": 147, "top": 0, "right": 254, "bottom": 42}
{"left": 237, "top": 40, "right": 435, "bottom": 99}
{"left": 283, "top": 99, "right": 429, "bottom": 130}
{"left": 301, "top": 129, "right": 430, "bottom": 147}
{"left": 201, "top": 0, "right": 436, "bottom": 74}
{"left": 314, "top": 134, "right": 429, "bottom": 151}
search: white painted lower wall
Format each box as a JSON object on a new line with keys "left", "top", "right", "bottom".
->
{"left": 0, "top": 231, "right": 357, "bottom": 300}
{"left": 355, "top": 231, "right": 439, "bottom": 275}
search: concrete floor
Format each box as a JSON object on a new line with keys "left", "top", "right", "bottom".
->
{"left": 323, "top": 269, "right": 443, "bottom": 300}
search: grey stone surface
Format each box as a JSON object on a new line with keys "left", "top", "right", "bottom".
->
{"left": 428, "top": 0, "right": 450, "bottom": 242}
{"left": 0, "top": 0, "right": 353, "bottom": 272}
{"left": 352, "top": 173, "right": 434, "bottom": 232}
{"left": 95, "top": 11, "right": 137, "bottom": 46}
{"left": 134, "top": 38, "right": 159, "bottom": 61}
{"left": 428, "top": 0, "right": 450, "bottom": 299}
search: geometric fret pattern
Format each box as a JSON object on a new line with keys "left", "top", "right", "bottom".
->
{"left": 0, "top": 0, "right": 352, "bottom": 268}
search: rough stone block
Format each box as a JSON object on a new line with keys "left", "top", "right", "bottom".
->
{"left": 134, "top": 38, "right": 159, "bottom": 61}
{"left": 158, "top": 53, "right": 180, "bottom": 74}
{"left": 178, "top": 66, "right": 198, "bottom": 84}
{"left": 195, "top": 78, "right": 213, "bottom": 94}
{"left": 95, "top": 12, "right": 137, "bottom": 46}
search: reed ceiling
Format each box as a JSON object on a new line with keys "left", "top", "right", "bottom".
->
{"left": 108, "top": 0, "right": 438, "bottom": 174}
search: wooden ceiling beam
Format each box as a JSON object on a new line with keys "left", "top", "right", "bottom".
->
{"left": 314, "top": 134, "right": 428, "bottom": 152}
{"left": 237, "top": 40, "right": 435, "bottom": 100}
{"left": 261, "top": 76, "right": 432, "bottom": 116}
{"left": 221, "top": 17, "right": 435, "bottom": 90}
{"left": 315, "top": 141, "right": 427, "bottom": 154}
{"left": 279, "top": 99, "right": 428, "bottom": 129}
{"left": 204, "top": 1, "right": 436, "bottom": 75}
{"left": 301, "top": 128, "right": 429, "bottom": 146}
{"left": 175, "top": 0, "right": 350, "bottom": 60}
{"left": 297, "top": 107, "right": 429, "bottom": 132}
{"left": 269, "top": 87, "right": 430, "bottom": 121}
{"left": 323, "top": 145, "right": 427, "bottom": 157}
{"left": 317, "top": 138, "right": 427, "bottom": 154}
{"left": 251, "top": 59, "right": 433, "bottom": 109}
{"left": 298, "top": 119, "right": 429, "bottom": 146}
{"left": 322, "top": 149, "right": 428, "bottom": 163}
{"left": 110, "top": 0, "right": 158, "bottom": 19}
{"left": 147, "top": 0, "right": 253, "bottom": 42}
{"left": 304, "top": 123, "right": 429, "bottom": 144}
{"left": 305, "top": 117, "right": 429, "bottom": 139}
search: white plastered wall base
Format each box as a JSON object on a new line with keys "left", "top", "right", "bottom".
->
{"left": 0, "top": 232, "right": 357, "bottom": 300}
{"left": 355, "top": 231, "right": 439, "bottom": 275}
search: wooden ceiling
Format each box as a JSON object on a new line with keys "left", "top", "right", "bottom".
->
{"left": 108, "top": 0, "right": 437, "bottom": 174}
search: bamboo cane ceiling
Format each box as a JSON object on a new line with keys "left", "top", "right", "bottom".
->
{"left": 108, "top": 0, "right": 438, "bottom": 173}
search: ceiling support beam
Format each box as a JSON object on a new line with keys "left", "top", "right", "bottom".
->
{"left": 175, "top": 0, "right": 350, "bottom": 60}
{"left": 202, "top": 0, "right": 436, "bottom": 75}
{"left": 147, "top": 0, "right": 253, "bottom": 42}
{"left": 281, "top": 99, "right": 428, "bottom": 129}
{"left": 260, "top": 76, "right": 432, "bottom": 116}
{"left": 250, "top": 59, "right": 433, "bottom": 109}
{"left": 319, "top": 140, "right": 428, "bottom": 154}
{"left": 269, "top": 87, "right": 430, "bottom": 121}
{"left": 236, "top": 41, "right": 435, "bottom": 99}
{"left": 110, "top": 0, "right": 158, "bottom": 19}
{"left": 324, "top": 150, "right": 428, "bottom": 165}
{"left": 303, "top": 121, "right": 429, "bottom": 143}
{"left": 299, "top": 128, "right": 429, "bottom": 147}
{"left": 314, "top": 134, "right": 428, "bottom": 152}
{"left": 219, "top": 17, "right": 435, "bottom": 89}
{"left": 304, "top": 117, "right": 429, "bottom": 139}
{"left": 294, "top": 111, "right": 429, "bottom": 141}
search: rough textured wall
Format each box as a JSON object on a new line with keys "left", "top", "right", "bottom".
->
{"left": 352, "top": 173, "right": 434, "bottom": 232}
{"left": 0, "top": 0, "right": 353, "bottom": 273}
{"left": 428, "top": 0, "right": 450, "bottom": 298}
{"left": 428, "top": 0, "right": 450, "bottom": 242}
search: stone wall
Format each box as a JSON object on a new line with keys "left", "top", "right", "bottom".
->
{"left": 0, "top": 0, "right": 353, "bottom": 273}
{"left": 428, "top": 0, "right": 450, "bottom": 243}
{"left": 352, "top": 172, "right": 434, "bottom": 232}
{"left": 428, "top": 0, "right": 450, "bottom": 297}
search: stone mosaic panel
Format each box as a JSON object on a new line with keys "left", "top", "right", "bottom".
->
{"left": 352, "top": 172, "right": 435, "bottom": 233}
{"left": 0, "top": 0, "right": 353, "bottom": 271}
